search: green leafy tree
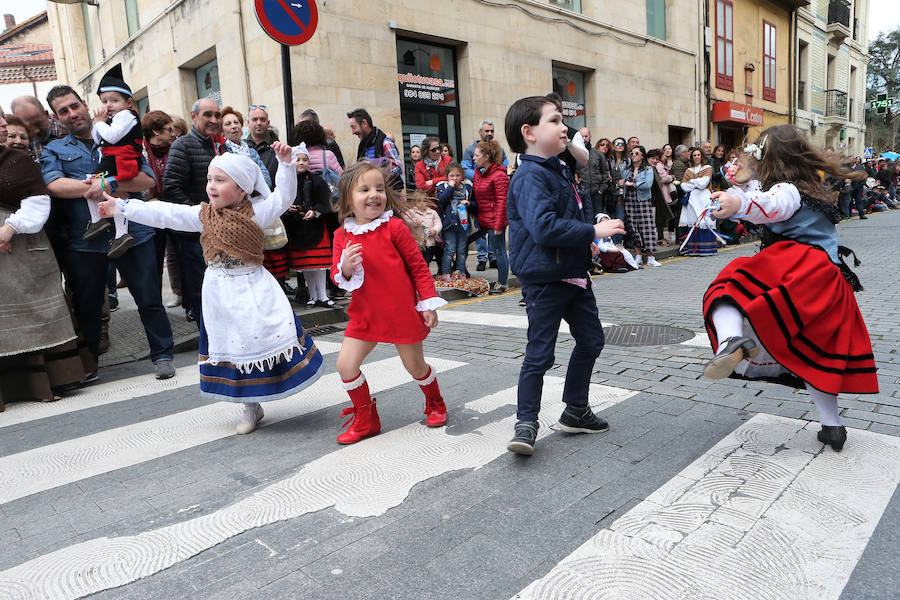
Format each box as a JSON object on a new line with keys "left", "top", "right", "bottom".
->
{"left": 866, "top": 28, "right": 900, "bottom": 151}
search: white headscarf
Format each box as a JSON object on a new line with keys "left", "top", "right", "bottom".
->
{"left": 208, "top": 152, "right": 271, "bottom": 199}
{"left": 291, "top": 142, "right": 310, "bottom": 160}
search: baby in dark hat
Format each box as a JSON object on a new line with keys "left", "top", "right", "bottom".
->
{"left": 83, "top": 64, "right": 143, "bottom": 258}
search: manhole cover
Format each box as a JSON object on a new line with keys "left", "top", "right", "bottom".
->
{"left": 604, "top": 324, "right": 694, "bottom": 346}
{"left": 307, "top": 325, "right": 343, "bottom": 337}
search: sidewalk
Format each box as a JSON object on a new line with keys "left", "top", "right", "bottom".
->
{"left": 99, "top": 234, "right": 752, "bottom": 366}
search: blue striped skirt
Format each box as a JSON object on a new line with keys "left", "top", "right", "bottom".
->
{"left": 198, "top": 314, "right": 325, "bottom": 403}
{"left": 680, "top": 227, "right": 718, "bottom": 256}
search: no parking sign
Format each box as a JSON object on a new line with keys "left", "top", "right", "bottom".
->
{"left": 255, "top": 0, "right": 319, "bottom": 46}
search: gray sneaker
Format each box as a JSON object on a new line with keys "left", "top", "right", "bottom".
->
{"left": 557, "top": 404, "right": 609, "bottom": 434}
{"left": 507, "top": 420, "right": 539, "bottom": 455}
{"left": 155, "top": 359, "right": 175, "bottom": 380}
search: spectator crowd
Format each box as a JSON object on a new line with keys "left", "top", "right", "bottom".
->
{"left": 1, "top": 81, "right": 898, "bottom": 410}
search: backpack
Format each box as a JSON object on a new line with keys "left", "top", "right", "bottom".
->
{"left": 319, "top": 150, "right": 341, "bottom": 210}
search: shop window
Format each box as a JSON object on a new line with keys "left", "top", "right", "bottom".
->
{"left": 396, "top": 38, "right": 461, "bottom": 161}
{"left": 548, "top": 0, "right": 581, "bottom": 12}
{"left": 763, "top": 21, "right": 776, "bottom": 102}
{"left": 125, "top": 0, "right": 140, "bottom": 36}
{"left": 195, "top": 58, "right": 221, "bottom": 105}
{"left": 716, "top": 0, "right": 734, "bottom": 91}
{"left": 646, "top": 0, "right": 666, "bottom": 41}
{"left": 552, "top": 66, "right": 586, "bottom": 130}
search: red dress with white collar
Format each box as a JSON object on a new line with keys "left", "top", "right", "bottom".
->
{"left": 331, "top": 211, "right": 446, "bottom": 344}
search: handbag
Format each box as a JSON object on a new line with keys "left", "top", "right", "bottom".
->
{"left": 320, "top": 150, "right": 342, "bottom": 211}
{"left": 263, "top": 216, "right": 288, "bottom": 250}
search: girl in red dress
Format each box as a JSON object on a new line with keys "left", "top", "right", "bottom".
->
{"left": 703, "top": 125, "right": 878, "bottom": 452}
{"left": 330, "top": 162, "right": 449, "bottom": 444}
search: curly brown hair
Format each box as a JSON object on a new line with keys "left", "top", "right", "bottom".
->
{"left": 475, "top": 140, "right": 502, "bottom": 165}
{"left": 751, "top": 124, "right": 864, "bottom": 203}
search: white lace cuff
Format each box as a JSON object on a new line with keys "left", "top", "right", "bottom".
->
{"left": 334, "top": 248, "right": 364, "bottom": 291}
{"left": 416, "top": 296, "right": 447, "bottom": 311}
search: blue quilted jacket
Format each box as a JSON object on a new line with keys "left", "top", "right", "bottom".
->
{"left": 507, "top": 154, "right": 595, "bottom": 285}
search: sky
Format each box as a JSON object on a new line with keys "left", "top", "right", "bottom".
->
{"left": 4, "top": 0, "right": 900, "bottom": 41}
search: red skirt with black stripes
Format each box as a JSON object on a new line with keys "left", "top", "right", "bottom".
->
{"left": 703, "top": 240, "right": 878, "bottom": 395}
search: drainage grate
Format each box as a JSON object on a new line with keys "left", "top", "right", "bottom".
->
{"left": 604, "top": 324, "right": 695, "bottom": 347}
{"left": 307, "top": 325, "right": 344, "bottom": 337}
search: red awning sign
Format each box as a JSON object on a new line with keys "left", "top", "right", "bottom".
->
{"left": 712, "top": 101, "right": 764, "bottom": 126}
{"left": 255, "top": 0, "right": 318, "bottom": 46}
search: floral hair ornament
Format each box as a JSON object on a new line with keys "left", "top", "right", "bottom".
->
{"left": 743, "top": 135, "right": 768, "bottom": 161}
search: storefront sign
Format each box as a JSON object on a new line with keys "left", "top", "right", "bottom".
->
{"left": 712, "top": 101, "right": 764, "bottom": 126}
{"left": 397, "top": 72, "right": 456, "bottom": 105}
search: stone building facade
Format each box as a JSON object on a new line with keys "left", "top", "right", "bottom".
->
{"left": 45, "top": 0, "right": 702, "bottom": 161}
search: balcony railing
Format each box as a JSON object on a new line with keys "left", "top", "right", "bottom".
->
{"left": 825, "top": 89, "right": 848, "bottom": 119}
{"left": 827, "top": 0, "right": 851, "bottom": 29}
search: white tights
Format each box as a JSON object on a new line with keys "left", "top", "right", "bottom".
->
{"left": 303, "top": 269, "right": 328, "bottom": 302}
{"left": 710, "top": 303, "right": 744, "bottom": 354}
{"left": 806, "top": 383, "right": 842, "bottom": 426}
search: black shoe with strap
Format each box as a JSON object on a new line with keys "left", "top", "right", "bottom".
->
{"left": 817, "top": 425, "right": 847, "bottom": 452}
{"left": 557, "top": 405, "right": 609, "bottom": 434}
{"left": 703, "top": 336, "right": 760, "bottom": 379}
{"left": 507, "top": 420, "right": 539, "bottom": 455}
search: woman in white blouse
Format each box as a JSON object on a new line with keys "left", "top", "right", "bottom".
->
{"left": 678, "top": 147, "right": 718, "bottom": 256}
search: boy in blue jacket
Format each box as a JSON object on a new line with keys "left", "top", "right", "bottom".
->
{"left": 504, "top": 96, "right": 625, "bottom": 455}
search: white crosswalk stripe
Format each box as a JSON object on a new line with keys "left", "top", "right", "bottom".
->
{"left": 0, "top": 356, "right": 463, "bottom": 505}
{"left": 0, "top": 340, "right": 343, "bottom": 429}
{"left": 514, "top": 413, "right": 900, "bottom": 600}
{"left": 0, "top": 378, "right": 637, "bottom": 600}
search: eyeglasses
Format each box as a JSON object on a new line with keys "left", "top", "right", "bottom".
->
{"left": 614, "top": 142, "right": 624, "bottom": 147}
{"left": 631, "top": 152, "right": 642, "bottom": 157}
{"left": 599, "top": 142, "right": 608, "bottom": 146}
{"left": 249, "top": 105, "right": 268, "bottom": 111}
{"left": 428, "top": 147, "right": 441, "bottom": 152}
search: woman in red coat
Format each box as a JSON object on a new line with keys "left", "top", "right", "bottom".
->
{"left": 472, "top": 140, "right": 510, "bottom": 293}
{"left": 414, "top": 136, "right": 452, "bottom": 197}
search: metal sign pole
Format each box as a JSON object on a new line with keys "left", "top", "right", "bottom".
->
{"left": 281, "top": 44, "right": 294, "bottom": 142}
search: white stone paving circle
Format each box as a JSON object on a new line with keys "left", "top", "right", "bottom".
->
{"left": 513, "top": 413, "right": 900, "bottom": 600}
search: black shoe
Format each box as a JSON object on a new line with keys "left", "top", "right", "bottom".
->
{"left": 859, "top": 215, "right": 868, "bottom": 220}
{"left": 703, "top": 336, "right": 760, "bottom": 379}
{"left": 108, "top": 295, "right": 119, "bottom": 312}
{"left": 107, "top": 234, "right": 135, "bottom": 258}
{"left": 314, "top": 299, "right": 335, "bottom": 308}
{"left": 489, "top": 284, "right": 507, "bottom": 295}
{"left": 518, "top": 297, "right": 526, "bottom": 307}
{"left": 817, "top": 425, "right": 847, "bottom": 452}
{"left": 185, "top": 308, "right": 196, "bottom": 322}
{"left": 557, "top": 404, "right": 609, "bottom": 434}
{"left": 507, "top": 420, "right": 539, "bottom": 455}
{"left": 82, "top": 220, "right": 111, "bottom": 241}
{"left": 489, "top": 260, "right": 498, "bottom": 269}
{"left": 280, "top": 279, "right": 297, "bottom": 295}
{"left": 476, "top": 261, "right": 486, "bottom": 272}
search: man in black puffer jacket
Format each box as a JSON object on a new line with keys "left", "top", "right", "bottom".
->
{"left": 162, "top": 97, "right": 227, "bottom": 323}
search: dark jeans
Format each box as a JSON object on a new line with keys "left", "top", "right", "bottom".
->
{"left": 173, "top": 233, "right": 206, "bottom": 321}
{"left": 839, "top": 189, "right": 865, "bottom": 218}
{"left": 442, "top": 227, "right": 468, "bottom": 275}
{"left": 487, "top": 229, "right": 509, "bottom": 285}
{"left": 517, "top": 281, "right": 605, "bottom": 422}
{"left": 65, "top": 240, "right": 174, "bottom": 363}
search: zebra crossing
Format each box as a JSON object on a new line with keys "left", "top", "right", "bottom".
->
{"left": 0, "top": 309, "right": 896, "bottom": 600}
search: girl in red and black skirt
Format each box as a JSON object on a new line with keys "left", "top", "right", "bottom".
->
{"left": 264, "top": 145, "right": 335, "bottom": 307}
{"left": 703, "top": 124, "right": 878, "bottom": 452}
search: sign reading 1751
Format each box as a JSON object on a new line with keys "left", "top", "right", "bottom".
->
{"left": 872, "top": 93, "right": 894, "bottom": 114}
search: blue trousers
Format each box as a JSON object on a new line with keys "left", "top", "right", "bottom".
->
{"left": 473, "top": 216, "right": 494, "bottom": 262}
{"left": 65, "top": 239, "right": 174, "bottom": 363}
{"left": 441, "top": 227, "right": 468, "bottom": 275}
{"left": 517, "top": 281, "right": 605, "bottom": 422}
{"left": 487, "top": 230, "right": 509, "bottom": 285}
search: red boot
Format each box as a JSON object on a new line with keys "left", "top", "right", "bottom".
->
{"left": 415, "top": 365, "right": 447, "bottom": 427}
{"left": 337, "top": 373, "right": 381, "bottom": 444}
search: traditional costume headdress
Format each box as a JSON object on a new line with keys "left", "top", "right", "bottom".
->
{"left": 97, "top": 64, "right": 133, "bottom": 98}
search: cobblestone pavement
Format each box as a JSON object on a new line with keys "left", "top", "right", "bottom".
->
{"left": 0, "top": 211, "right": 897, "bottom": 599}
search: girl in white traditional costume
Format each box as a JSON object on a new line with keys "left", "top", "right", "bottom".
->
{"left": 678, "top": 147, "right": 718, "bottom": 256}
{"left": 99, "top": 143, "right": 324, "bottom": 434}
